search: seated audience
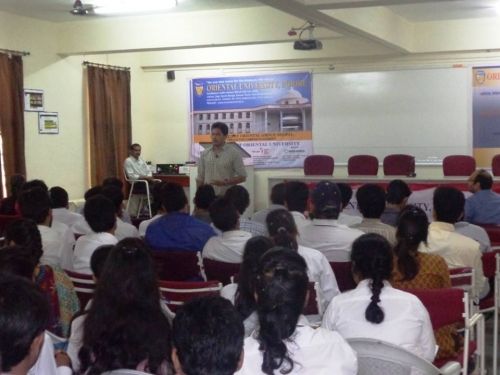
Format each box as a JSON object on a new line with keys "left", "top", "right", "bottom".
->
{"left": 72, "top": 186, "right": 103, "bottom": 234}
{"left": 337, "top": 182, "right": 362, "bottom": 226}
{"left": 0, "top": 173, "right": 25, "bottom": 215}
{"left": 300, "top": 181, "right": 363, "bottom": 261}
{"left": 220, "top": 236, "right": 274, "bottom": 337}
{"left": 102, "top": 176, "right": 132, "bottom": 224}
{"left": 454, "top": 220, "right": 491, "bottom": 253}
{"left": 172, "top": 296, "right": 244, "bottom": 375}
{"left": 322, "top": 233, "right": 436, "bottom": 363}
{"left": 420, "top": 186, "right": 489, "bottom": 299}
{"left": 139, "top": 181, "right": 166, "bottom": 237}
{"left": 236, "top": 248, "right": 357, "bottom": 374}
{"left": 74, "top": 238, "right": 172, "bottom": 374}
{"left": 381, "top": 179, "right": 411, "bottom": 227}
{"left": 101, "top": 185, "right": 139, "bottom": 240}
{"left": 266, "top": 208, "right": 340, "bottom": 312}
{"left": 0, "top": 274, "right": 71, "bottom": 375}
{"left": 73, "top": 195, "right": 118, "bottom": 274}
{"left": 191, "top": 184, "right": 216, "bottom": 224}
{"left": 284, "top": 180, "right": 311, "bottom": 234}
{"left": 146, "top": 182, "right": 215, "bottom": 252}
{"left": 465, "top": 169, "right": 500, "bottom": 224}
{"left": 18, "top": 186, "right": 74, "bottom": 269}
{"left": 49, "top": 186, "right": 83, "bottom": 228}
{"left": 203, "top": 197, "right": 252, "bottom": 262}
{"left": 251, "top": 182, "right": 286, "bottom": 226}
{"left": 352, "top": 183, "right": 396, "bottom": 246}
{"left": 225, "top": 185, "right": 266, "bottom": 236}
{"left": 4, "top": 219, "right": 80, "bottom": 337}
{"left": 390, "top": 206, "right": 458, "bottom": 359}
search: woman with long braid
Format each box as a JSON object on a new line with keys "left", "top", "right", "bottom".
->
{"left": 322, "top": 233, "right": 436, "bottom": 362}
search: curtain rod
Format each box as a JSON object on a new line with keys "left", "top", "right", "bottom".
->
{"left": 0, "top": 48, "right": 30, "bottom": 57}
{"left": 83, "top": 61, "right": 130, "bottom": 71}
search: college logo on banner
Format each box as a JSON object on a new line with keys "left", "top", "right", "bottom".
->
{"left": 474, "top": 70, "right": 486, "bottom": 85}
{"left": 195, "top": 83, "right": 204, "bottom": 97}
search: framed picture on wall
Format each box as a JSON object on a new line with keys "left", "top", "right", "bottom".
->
{"left": 24, "top": 89, "right": 44, "bottom": 111}
{"left": 38, "top": 112, "right": 59, "bottom": 134}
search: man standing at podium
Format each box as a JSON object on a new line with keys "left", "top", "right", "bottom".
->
{"left": 197, "top": 122, "right": 247, "bottom": 196}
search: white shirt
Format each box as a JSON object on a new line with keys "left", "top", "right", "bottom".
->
{"left": 115, "top": 217, "right": 139, "bottom": 241}
{"left": 338, "top": 212, "right": 363, "bottom": 227}
{"left": 455, "top": 221, "right": 491, "bottom": 253}
{"left": 51, "top": 221, "right": 76, "bottom": 270}
{"left": 299, "top": 219, "right": 364, "bottom": 262}
{"left": 124, "top": 156, "right": 152, "bottom": 180}
{"left": 38, "top": 224, "right": 74, "bottom": 270}
{"left": 27, "top": 332, "right": 72, "bottom": 375}
{"left": 297, "top": 245, "right": 340, "bottom": 312}
{"left": 322, "top": 279, "right": 436, "bottom": 363}
{"left": 71, "top": 217, "right": 92, "bottom": 236}
{"left": 235, "top": 316, "right": 358, "bottom": 375}
{"left": 202, "top": 230, "right": 252, "bottom": 263}
{"left": 251, "top": 204, "right": 286, "bottom": 226}
{"left": 220, "top": 283, "right": 259, "bottom": 338}
{"left": 52, "top": 208, "right": 84, "bottom": 228}
{"left": 291, "top": 211, "right": 310, "bottom": 236}
{"left": 73, "top": 232, "right": 118, "bottom": 274}
{"left": 138, "top": 214, "right": 162, "bottom": 237}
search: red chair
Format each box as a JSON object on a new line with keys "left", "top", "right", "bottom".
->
{"left": 329, "top": 261, "right": 356, "bottom": 292}
{"left": 477, "top": 224, "right": 500, "bottom": 246}
{"left": 383, "top": 154, "right": 415, "bottom": 176}
{"left": 0, "top": 214, "right": 21, "bottom": 236}
{"left": 303, "top": 281, "right": 322, "bottom": 316}
{"left": 303, "top": 155, "right": 334, "bottom": 176}
{"left": 492, "top": 154, "right": 500, "bottom": 177}
{"left": 347, "top": 155, "right": 379, "bottom": 176}
{"left": 203, "top": 258, "right": 240, "bottom": 285}
{"left": 65, "top": 269, "right": 95, "bottom": 311}
{"left": 158, "top": 280, "right": 222, "bottom": 313}
{"left": 151, "top": 250, "right": 205, "bottom": 281}
{"left": 442, "top": 155, "right": 476, "bottom": 176}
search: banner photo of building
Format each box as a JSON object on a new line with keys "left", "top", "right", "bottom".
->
{"left": 190, "top": 72, "right": 312, "bottom": 169}
{"left": 472, "top": 66, "right": 500, "bottom": 167}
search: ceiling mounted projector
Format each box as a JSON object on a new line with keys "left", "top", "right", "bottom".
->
{"left": 70, "top": 0, "right": 94, "bottom": 15}
{"left": 293, "top": 39, "right": 323, "bottom": 51}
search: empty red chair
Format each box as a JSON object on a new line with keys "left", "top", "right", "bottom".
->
{"left": 303, "top": 155, "right": 334, "bottom": 175}
{"left": 203, "top": 259, "right": 240, "bottom": 285}
{"left": 348, "top": 155, "right": 379, "bottom": 176}
{"left": 492, "top": 155, "right": 500, "bottom": 177}
{"left": 383, "top": 154, "right": 415, "bottom": 176}
{"left": 442, "top": 155, "right": 476, "bottom": 176}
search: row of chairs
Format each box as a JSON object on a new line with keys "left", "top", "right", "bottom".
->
{"left": 304, "top": 153, "right": 500, "bottom": 177}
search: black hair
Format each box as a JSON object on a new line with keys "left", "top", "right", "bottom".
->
{"left": 90, "top": 245, "right": 114, "bottom": 279}
{"left": 270, "top": 183, "right": 286, "bottom": 206}
{"left": 84, "top": 195, "right": 117, "bottom": 233}
{"left": 161, "top": 182, "right": 188, "bottom": 213}
{"left": 84, "top": 186, "right": 103, "bottom": 201}
{"left": 173, "top": 296, "right": 244, "bottom": 375}
{"left": 151, "top": 181, "right": 166, "bottom": 215}
{"left": 0, "top": 246, "right": 37, "bottom": 280}
{"left": 102, "top": 177, "right": 124, "bottom": 190}
{"left": 356, "top": 183, "right": 386, "bottom": 219}
{"left": 21, "top": 179, "right": 48, "bottom": 193}
{"left": 234, "top": 236, "right": 274, "bottom": 320}
{"left": 9, "top": 174, "right": 25, "bottom": 197}
{"left": 0, "top": 274, "right": 50, "bottom": 372}
{"left": 394, "top": 205, "right": 428, "bottom": 281}
{"left": 18, "top": 187, "right": 50, "bottom": 224}
{"left": 224, "top": 185, "right": 250, "bottom": 215}
{"left": 211, "top": 122, "right": 229, "bottom": 136}
{"left": 4, "top": 218, "right": 43, "bottom": 264}
{"left": 130, "top": 143, "right": 141, "bottom": 150}
{"left": 49, "top": 186, "right": 69, "bottom": 208}
{"left": 209, "top": 197, "right": 239, "bottom": 232}
{"left": 256, "top": 248, "right": 308, "bottom": 375}
{"left": 433, "top": 186, "right": 464, "bottom": 224}
{"left": 386, "top": 179, "right": 412, "bottom": 205}
{"left": 266, "top": 209, "right": 298, "bottom": 251}
{"left": 473, "top": 169, "right": 493, "bottom": 190}
{"left": 284, "top": 181, "right": 309, "bottom": 213}
{"left": 337, "top": 183, "right": 353, "bottom": 209}
{"left": 101, "top": 185, "right": 124, "bottom": 214}
{"left": 351, "top": 233, "right": 393, "bottom": 324}
{"left": 194, "top": 184, "right": 216, "bottom": 210}
{"left": 79, "top": 238, "right": 171, "bottom": 375}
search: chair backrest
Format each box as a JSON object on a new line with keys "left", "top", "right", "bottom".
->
{"left": 303, "top": 155, "right": 334, "bottom": 175}
{"left": 383, "top": 154, "right": 415, "bottom": 176}
{"left": 0, "top": 214, "right": 21, "bottom": 236}
{"left": 151, "top": 250, "right": 205, "bottom": 281}
{"left": 347, "top": 338, "right": 452, "bottom": 375}
{"left": 158, "top": 280, "right": 222, "bottom": 312}
{"left": 449, "top": 267, "right": 474, "bottom": 295}
{"left": 65, "top": 269, "right": 96, "bottom": 310}
{"left": 442, "top": 155, "right": 476, "bottom": 176}
{"left": 477, "top": 224, "right": 500, "bottom": 246}
{"left": 492, "top": 154, "right": 500, "bottom": 177}
{"left": 303, "top": 281, "right": 322, "bottom": 316}
{"left": 348, "top": 155, "right": 379, "bottom": 176}
{"left": 482, "top": 249, "right": 500, "bottom": 279}
{"left": 329, "top": 261, "right": 356, "bottom": 292}
{"left": 203, "top": 258, "right": 240, "bottom": 285}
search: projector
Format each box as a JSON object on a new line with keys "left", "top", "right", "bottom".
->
{"left": 293, "top": 39, "right": 323, "bottom": 51}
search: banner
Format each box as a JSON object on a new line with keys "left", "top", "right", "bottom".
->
{"left": 190, "top": 72, "right": 312, "bottom": 168}
{"left": 472, "top": 66, "right": 500, "bottom": 166}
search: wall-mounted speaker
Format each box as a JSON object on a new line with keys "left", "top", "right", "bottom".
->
{"left": 167, "top": 70, "right": 175, "bottom": 81}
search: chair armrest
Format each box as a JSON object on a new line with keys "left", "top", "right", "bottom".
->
{"left": 439, "top": 361, "right": 461, "bottom": 375}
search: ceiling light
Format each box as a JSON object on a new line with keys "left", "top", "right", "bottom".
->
{"left": 93, "top": 0, "right": 181, "bottom": 15}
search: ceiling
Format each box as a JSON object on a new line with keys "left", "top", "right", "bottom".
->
{"left": 0, "top": 0, "right": 499, "bottom": 23}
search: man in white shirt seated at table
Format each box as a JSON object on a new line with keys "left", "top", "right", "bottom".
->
{"left": 49, "top": 186, "right": 83, "bottom": 228}
{"left": 124, "top": 143, "right": 155, "bottom": 182}
{"left": 203, "top": 197, "right": 252, "bottom": 263}
{"left": 300, "top": 181, "right": 364, "bottom": 262}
